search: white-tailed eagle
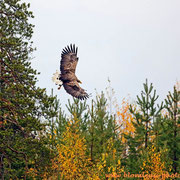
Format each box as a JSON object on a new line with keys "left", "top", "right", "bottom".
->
{"left": 52, "top": 44, "right": 89, "bottom": 100}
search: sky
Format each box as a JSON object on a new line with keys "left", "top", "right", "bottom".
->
{"left": 25, "top": 0, "right": 180, "bottom": 109}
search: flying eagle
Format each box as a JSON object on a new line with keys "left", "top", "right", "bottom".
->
{"left": 52, "top": 44, "right": 89, "bottom": 100}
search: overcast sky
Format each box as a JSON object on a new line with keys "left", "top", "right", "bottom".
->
{"left": 26, "top": 0, "right": 180, "bottom": 109}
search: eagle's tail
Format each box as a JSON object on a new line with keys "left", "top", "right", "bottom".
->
{"left": 52, "top": 70, "right": 63, "bottom": 89}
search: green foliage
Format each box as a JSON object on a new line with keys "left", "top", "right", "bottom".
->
{"left": 126, "top": 79, "right": 164, "bottom": 173}
{"left": 66, "top": 97, "right": 89, "bottom": 135}
{"left": 86, "top": 92, "right": 120, "bottom": 162}
{"left": 164, "top": 86, "right": 180, "bottom": 173}
{"left": 50, "top": 92, "right": 121, "bottom": 168}
{"left": 0, "top": 0, "right": 57, "bottom": 178}
{"left": 1, "top": 0, "right": 179, "bottom": 178}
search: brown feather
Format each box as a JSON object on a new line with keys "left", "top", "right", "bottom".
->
{"left": 63, "top": 81, "right": 89, "bottom": 100}
{"left": 60, "top": 45, "right": 89, "bottom": 100}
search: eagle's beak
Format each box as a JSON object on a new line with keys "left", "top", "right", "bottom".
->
{"left": 77, "top": 79, "right": 82, "bottom": 84}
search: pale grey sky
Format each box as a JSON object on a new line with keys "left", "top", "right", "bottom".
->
{"left": 26, "top": 0, "right": 180, "bottom": 107}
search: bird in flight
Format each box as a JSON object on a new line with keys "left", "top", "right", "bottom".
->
{"left": 52, "top": 44, "right": 89, "bottom": 100}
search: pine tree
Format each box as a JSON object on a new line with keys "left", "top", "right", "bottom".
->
{"left": 126, "top": 79, "right": 163, "bottom": 173}
{"left": 129, "top": 79, "right": 163, "bottom": 147}
{"left": 87, "top": 92, "right": 120, "bottom": 163}
{"left": 66, "top": 97, "right": 89, "bottom": 135}
{"left": 47, "top": 89, "right": 67, "bottom": 148}
{"left": 0, "top": 0, "right": 57, "bottom": 178}
{"left": 164, "top": 86, "right": 180, "bottom": 173}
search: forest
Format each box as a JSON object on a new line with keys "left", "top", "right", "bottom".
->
{"left": 0, "top": 0, "right": 179, "bottom": 179}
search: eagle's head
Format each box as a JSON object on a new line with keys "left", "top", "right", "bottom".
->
{"left": 52, "top": 70, "right": 63, "bottom": 90}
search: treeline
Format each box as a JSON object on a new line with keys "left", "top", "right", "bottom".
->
{"left": 0, "top": 0, "right": 179, "bottom": 179}
{"left": 44, "top": 81, "right": 179, "bottom": 179}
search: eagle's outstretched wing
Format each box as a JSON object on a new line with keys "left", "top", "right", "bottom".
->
{"left": 63, "top": 81, "right": 89, "bottom": 100}
{"left": 60, "top": 44, "right": 78, "bottom": 75}
{"left": 60, "top": 44, "right": 89, "bottom": 100}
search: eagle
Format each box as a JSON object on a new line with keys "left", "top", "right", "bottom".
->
{"left": 52, "top": 44, "right": 89, "bottom": 100}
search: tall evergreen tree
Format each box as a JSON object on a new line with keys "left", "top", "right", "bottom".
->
{"left": 0, "top": 0, "right": 57, "bottom": 178}
{"left": 87, "top": 92, "right": 120, "bottom": 162}
{"left": 126, "top": 79, "right": 163, "bottom": 173}
{"left": 164, "top": 86, "right": 180, "bottom": 173}
{"left": 129, "top": 79, "right": 163, "bottom": 148}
